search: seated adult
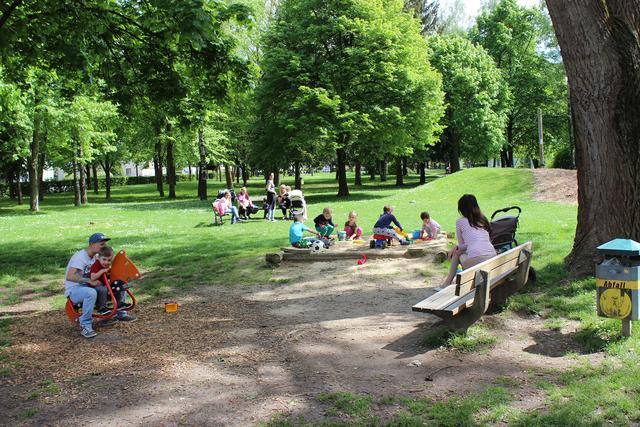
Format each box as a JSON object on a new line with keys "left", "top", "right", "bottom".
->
{"left": 277, "top": 184, "right": 291, "bottom": 219}
{"left": 439, "top": 194, "right": 497, "bottom": 289}
{"left": 237, "top": 187, "right": 254, "bottom": 219}
{"left": 220, "top": 190, "right": 242, "bottom": 224}
{"left": 64, "top": 233, "right": 136, "bottom": 339}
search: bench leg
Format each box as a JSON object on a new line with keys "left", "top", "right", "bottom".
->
{"left": 487, "top": 248, "right": 532, "bottom": 313}
{"left": 445, "top": 270, "right": 491, "bottom": 332}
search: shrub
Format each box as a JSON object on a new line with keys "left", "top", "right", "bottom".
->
{"left": 552, "top": 145, "right": 575, "bottom": 169}
{"left": 14, "top": 174, "right": 194, "bottom": 196}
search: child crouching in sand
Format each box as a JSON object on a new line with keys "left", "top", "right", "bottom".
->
{"left": 420, "top": 211, "right": 441, "bottom": 239}
{"left": 290, "top": 213, "right": 321, "bottom": 248}
{"left": 344, "top": 211, "right": 363, "bottom": 240}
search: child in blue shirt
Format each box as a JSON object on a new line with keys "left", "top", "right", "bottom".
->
{"left": 290, "top": 214, "right": 321, "bottom": 248}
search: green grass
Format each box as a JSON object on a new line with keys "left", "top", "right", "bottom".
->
{"left": 267, "top": 387, "right": 513, "bottom": 426}
{"left": 317, "top": 392, "right": 373, "bottom": 418}
{"left": 2, "top": 167, "right": 640, "bottom": 424}
{"left": 423, "top": 324, "right": 497, "bottom": 353}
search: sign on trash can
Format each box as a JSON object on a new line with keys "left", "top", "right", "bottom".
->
{"left": 596, "top": 239, "right": 640, "bottom": 336}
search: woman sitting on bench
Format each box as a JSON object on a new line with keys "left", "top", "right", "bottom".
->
{"left": 439, "top": 194, "right": 496, "bottom": 289}
{"left": 221, "top": 190, "right": 242, "bottom": 224}
{"left": 237, "top": 187, "right": 254, "bottom": 219}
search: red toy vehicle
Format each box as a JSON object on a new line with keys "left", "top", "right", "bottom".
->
{"left": 65, "top": 250, "right": 140, "bottom": 323}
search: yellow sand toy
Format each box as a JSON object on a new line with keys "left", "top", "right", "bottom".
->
{"left": 394, "top": 227, "right": 409, "bottom": 239}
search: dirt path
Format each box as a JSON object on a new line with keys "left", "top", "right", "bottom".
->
{"left": 1, "top": 257, "right": 601, "bottom": 426}
{"left": 532, "top": 168, "right": 577, "bottom": 204}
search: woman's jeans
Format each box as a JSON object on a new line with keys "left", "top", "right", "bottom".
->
{"left": 266, "top": 193, "right": 276, "bottom": 221}
{"left": 225, "top": 207, "right": 240, "bottom": 224}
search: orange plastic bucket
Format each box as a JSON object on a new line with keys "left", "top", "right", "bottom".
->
{"left": 164, "top": 302, "right": 178, "bottom": 313}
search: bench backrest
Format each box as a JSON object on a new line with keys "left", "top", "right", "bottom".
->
{"left": 455, "top": 241, "right": 532, "bottom": 296}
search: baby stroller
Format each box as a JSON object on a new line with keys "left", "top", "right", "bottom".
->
{"left": 489, "top": 206, "right": 521, "bottom": 254}
{"left": 217, "top": 188, "right": 236, "bottom": 203}
{"left": 287, "top": 189, "right": 307, "bottom": 219}
{"left": 490, "top": 206, "right": 536, "bottom": 285}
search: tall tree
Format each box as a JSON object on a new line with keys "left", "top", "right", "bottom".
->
{"left": 472, "top": 0, "right": 566, "bottom": 167}
{"left": 427, "top": 35, "right": 508, "bottom": 172}
{"left": 546, "top": 0, "right": 640, "bottom": 276}
{"left": 257, "top": 0, "right": 444, "bottom": 196}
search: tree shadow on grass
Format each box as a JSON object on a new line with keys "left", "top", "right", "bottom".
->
{"left": 523, "top": 329, "right": 599, "bottom": 357}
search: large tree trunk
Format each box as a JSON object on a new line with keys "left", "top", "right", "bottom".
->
{"left": 167, "top": 138, "right": 176, "bottom": 199}
{"left": 547, "top": 0, "right": 640, "bottom": 276}
{"left": 197, "top": 127, "right": 208, "bottom": 200}
{"left": 72, "top": 154, "right": 81, "bottom": 207}
{"left": 380, "top": 158, "right": 387, "bottom": 182}
{"left": 85, "top": 164, "right": 91, "bottom": 192}
{"left": 336, "top": 147, "right": 349, "bottom": 197}
{"left": 79, "top": 147, "right": 87, "bottom": 205}
{"left": 294, "top": 161, "right": 302, "bottom": 189}
{"left": 447, "top": 127, "right": 461, "bottom": 173}
{"left": 354, "top": 160, "right": 362, "bottom": 186}
{"left": 92, "top": 163, "right": 99, "bottom": 193}
{"left": 102, "top": 157, "right": 112, "bottom": 200}
{"left": 28, "top": 95, "right": 41, "bottom": 212}
{"left": 274, "top": 169, "right": 280, "bottom": 187}
{"left": 419, "top": 161, "right": 426, "bottom": 184}
{"left": 369, "top": 163, "right": 376, "bottom": 181}
{"left": 402, "top": 157, "right": 408, "bottom": 176}
{"left": 395, "top": 158, "right": 404, "bottom": 186}
{"left": 224, "top": 164, "right": 233, "bottom": 189}
{"left": 37, "top": 151, "right": 45, "bottom": 202}
{"left": 154, "top": 140, "right": 164, "bottom": 197}
{"left": 242, "top": 164, "right": 249, "bottom": 185}
{"left": 15, "top": 162, "right": 23, "bottom": 204}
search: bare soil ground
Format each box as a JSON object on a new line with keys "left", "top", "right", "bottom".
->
{"left": 1, "top": 256, "right": 602, "bottom": 426}
{"left": 532, "top": 169, "right": 577, "bottom": 204}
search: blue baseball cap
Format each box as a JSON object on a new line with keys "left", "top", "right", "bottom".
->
{"left": 89, "top": 233, "right": 111, "bottom": 244}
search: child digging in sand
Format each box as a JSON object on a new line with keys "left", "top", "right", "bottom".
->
{"left": 420, "top": 211, "right": 441, "bottom": 239}
{"left": 313, "top": 207, "right": 335, "bottom": 238}
{"left": 290, "top": 213, "right": 321, "bottom": 248}
{"left": 373, "top": 205, "right": 409, "bottom": 245}
{"left": 344, "top": 211, "right": 363, "bottom": 240}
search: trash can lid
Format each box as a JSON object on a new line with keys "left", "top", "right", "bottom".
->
{"left": 597, "top": 239, "right": 640, "bottom": 256}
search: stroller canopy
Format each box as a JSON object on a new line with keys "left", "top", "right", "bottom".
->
{"left": 288, "top": 189, "right": 304, "bottom": 201}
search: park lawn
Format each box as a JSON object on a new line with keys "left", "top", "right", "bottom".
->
{"left": 1, "top": 167, "right": 639, "bottom": 425}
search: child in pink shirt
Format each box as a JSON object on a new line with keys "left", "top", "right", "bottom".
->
{"left": 344, "top": 211, "right": 363, "bottom": 240}
{"left": 420, "top": 211, "right": 441, "bottom": 239}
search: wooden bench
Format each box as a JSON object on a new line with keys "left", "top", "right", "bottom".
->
{"left": 412, "top": 242, "right": 533, "bottom": 331}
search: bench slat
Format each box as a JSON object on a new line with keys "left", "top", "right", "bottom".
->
{"left": 412, "top": 286, "right": 457, "bottom": 312}
{"left": 455, "top": 249, "right": 520, "bottom": 290}
{"left": 455, "top": 245, "right": 523, "bottom": 285}
{"left": 456, "top": 256, "right": 520, "bottom": 296}
{"left": 412, "top": 285, "right": 459, "bottom": 311}
{"left": 454, "top": 242, "right": 532, "bottom": 295}
{"left": 413, "top": 265, "right": 522, "bottom": 316}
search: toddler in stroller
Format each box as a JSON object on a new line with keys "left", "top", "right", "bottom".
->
{"left": 287, "top": 189, "right": 307, "bottom": 220}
